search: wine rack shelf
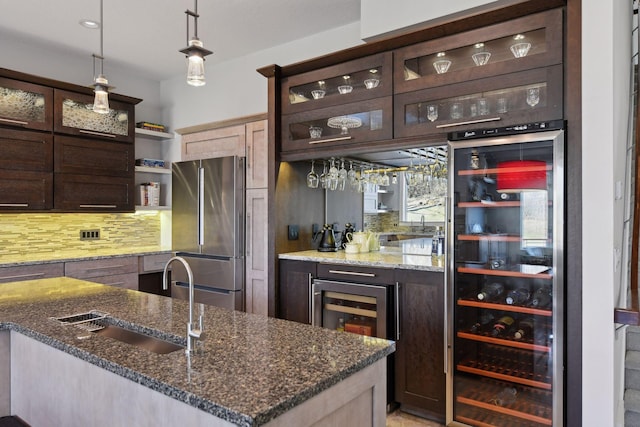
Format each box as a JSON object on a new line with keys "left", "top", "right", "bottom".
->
{"left": 457, "top": 234, "right": 522, "bottom": 242}
{"left": 457, "top": 298, "right": 553, "bottom": 317}
{"left": 457, "top": 265, "right": 553, "bottom": 279}
{"left": 457, "top": 331, "right": 550, "bottom": 352}
{"left": 458, "top": 164, "right": 552, "bottom": 176}
{"left": 458, "top": 200, "right": 522, "bottom": 208}
{"left": 455, "top": 377, "right": 552, "bottom": 426}
{"left": 457, "top": 363, "right": 551, "bottom": 390}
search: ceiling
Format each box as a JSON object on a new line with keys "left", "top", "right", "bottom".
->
{"left": 0, "top": 0, "right": 361, "bottom": 81}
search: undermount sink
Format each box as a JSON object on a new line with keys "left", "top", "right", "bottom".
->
{"left": 93, "top": 324, "right": 184, "bottom": 354}
{"left": 53, "top": 311, "right": 184, "bottom": 354}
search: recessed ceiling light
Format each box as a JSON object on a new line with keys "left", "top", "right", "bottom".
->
{"left": 79, "top": 19, "right": 100, "bottom": 29}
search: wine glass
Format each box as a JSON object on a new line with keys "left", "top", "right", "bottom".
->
{"left": 306, "top": 160, "right": 319, "bottom": 188}
{"left": 427, "top": 105, "right": 438, "bottom": 122}
{"left": 338, "top": 159, "right": 348, "bottom": 191}
{"left": 380, "top": 169, "right": 390, "bottom": 187}
{"left": 526, "top": 87, "right": 540, "bottom": 107}
{"left": 328, "top": 158, "right": 339, "bottom": 191}
{"left": 320, "top": 161, "right": 329, "bottom": 189}
{"left": 348, "top": 161, "right": 358, "bottom": 190}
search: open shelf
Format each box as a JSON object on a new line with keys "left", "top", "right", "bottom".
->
{"left": 135, "top": 205, "right": 171, "bottom": 211}
{"left": 135, "top": 127, "right": 173, "bottom": 139}
{"left": 135, "top": 166, "right": 171, "bottom": 174}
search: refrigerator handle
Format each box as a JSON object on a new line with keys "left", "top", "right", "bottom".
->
{"left": 394, "top": 281, "right": 401, "bottom": 341}
{"left": 198, "top": 167, "right": 205, "bottom": 246}
{"left": 246, "top": 212, "right": 251, "bottom": 257}
{"left": 444, "top": 195, "right": 451, "bottom": 375}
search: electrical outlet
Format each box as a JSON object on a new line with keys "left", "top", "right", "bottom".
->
{"left": 80, "top": 229, "right": 100, "bottom": 240}
{"left": 288, "top": 225, "right": 299, "bottom": 240}
{"left": 312, "top": 223, "right": 320, "bottom": 234}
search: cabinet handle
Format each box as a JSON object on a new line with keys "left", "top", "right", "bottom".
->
{"left": 79, "top": 204, "right": 117, "bottom": 209}
{"left": 0, "top": 117, "right": 29, "bottom": 125}
{"left": 435, "top": 116, "right": 501, "bottom": 129}
{"left": 86, "top": 265, "right": 125, "bottom": 271}
{"left": 395, "top": 282, "right": 401, "bottom": 341}
{"left": 0, "top": 203, "right": 29, "bottom": 207}
{"left": 0, "top": 272, "right": 45, "bottom": 281}
{"left": 308, "top": 136, "right": 352, "bottom": 145}
{"left": 328, "top": 269, "right": 375, "bottom": 277}
{"left": 79, "top": 129, "right": 117, "bottom": 138}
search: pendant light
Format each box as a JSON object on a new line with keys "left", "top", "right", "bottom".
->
{"left": 179, "top": 0, "right": 212, "bottom": 86}
{"left": 91, "top": 0, "right": 111, "bottom": 114}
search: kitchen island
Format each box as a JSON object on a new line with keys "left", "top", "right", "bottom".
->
{"left": 0, "top": 277, "right": 393, "bottom": 426}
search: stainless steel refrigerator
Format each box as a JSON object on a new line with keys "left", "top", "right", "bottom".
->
{"left": 171, "top": 156, "right": 245, "bottom": 311}
{"left": 446, "top": 122, "right": 564, "bottom": 426}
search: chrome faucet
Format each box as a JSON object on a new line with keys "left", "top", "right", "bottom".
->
{"left": 162, "top": 256, "right": 204, "bottom": 354}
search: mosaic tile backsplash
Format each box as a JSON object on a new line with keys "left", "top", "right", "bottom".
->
{"left": 0, "top": 212, "right": 164, "bottom": 262}
{"left": 364, "top": 211, "right": 438, "bottom": 234}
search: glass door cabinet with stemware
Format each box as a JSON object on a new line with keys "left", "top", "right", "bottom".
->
{"left": 394, "top": 8, "right": 563, "bottom": 138}
{"left": 447, "top": 125, "right": 564, "bottom": 426}
{"left": 280, "top": 53, "right": 393, "bottom": 157}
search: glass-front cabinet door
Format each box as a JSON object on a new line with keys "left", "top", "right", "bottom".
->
{"left": 0, "top": 77, "right": 53, "bottom": 131}
{"left": 393, "top": 8, "right": 562, "bottom": 94}
{"left": 447, "top": 128, "right": 564, "bottom": 426}
{"left": 281, "top": 52, "right": 392, "bottom": 115}
{"left": 53, "top": 89, "right": 134, "bottom": 143}
{"left": 281, "top": 97, "right": 392, "bottom": 154}
{"left": 395, "top": 64, "right": 562, "bottom": 138}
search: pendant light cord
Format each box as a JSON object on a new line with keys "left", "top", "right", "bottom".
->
{"left": 100, "top": 0, "right": 104, "bottom": 75}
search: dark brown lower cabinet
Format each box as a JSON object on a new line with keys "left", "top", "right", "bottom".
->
{"left": 394, "top": 269, "right": 445, "bottom": 422}
{"left": 278, "top": 259, "right": 316, "bottom": 324}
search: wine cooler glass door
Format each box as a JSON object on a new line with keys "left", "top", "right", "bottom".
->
{"left": 447, "top": 128, "right": 564, "bottom": 427}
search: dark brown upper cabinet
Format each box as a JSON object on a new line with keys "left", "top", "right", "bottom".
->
{"left": 54, "top": 89, "right": 135, "bottom": 143}
{"left": 0, "top": 77, "right": 53, "bottom": 132}
{"left": 393, "top": 8, "right": 563, "bottom": 95}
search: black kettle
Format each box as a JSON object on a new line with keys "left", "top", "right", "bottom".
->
{"left": 317, "top": 224, "right": 338, "bottom": 252}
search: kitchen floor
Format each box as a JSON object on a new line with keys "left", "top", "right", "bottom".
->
{"left": 386, "top": 410, "right": 444, "bottom": 426}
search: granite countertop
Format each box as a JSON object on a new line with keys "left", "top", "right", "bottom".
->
{"left": 0, "top": 277, "right": 394, "bottom": 426}
{"left": 278, "top": 248, "right": 445, "bottom": 272}
{"left": 0, "top": 247, "right": 173, "bottom": 267}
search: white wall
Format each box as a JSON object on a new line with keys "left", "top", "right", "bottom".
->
{"left": 0, "top": 28, "right": 163, "bottom": 125}
{"left": 582, "top": 0, "right": 626, "bottom": 425}
{"left": 360, "top": 0, "right": 497, "bottom": 41}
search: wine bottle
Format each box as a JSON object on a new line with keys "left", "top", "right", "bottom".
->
{"left": 470, "top": 312, "right": 495, "bottom": 333}
{"left": 477, "top": 282, "right": 504, "bottom": 302}
{"left": 505, "top": 287, "right": 531, "bottom": 305}
{"left": 491, "top": 315, "right": 515, "bottom": 337}
{"left": 514, "top": 317, "right": 534, "bottom": 340}
{"left": 531, "top": 286, "right": 552, "bottom": 308}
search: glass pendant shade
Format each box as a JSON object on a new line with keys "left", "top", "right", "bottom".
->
{"left": 92, "top": 75, "right": 110, "bottom": 114}
{"left": 187, "top": 53, "right": 206, "bottom": 86}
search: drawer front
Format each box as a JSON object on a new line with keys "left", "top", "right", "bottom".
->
{"left": 0, "top": 169, "right": 53, "bottom": 211}
{"left": 89, "top": 272, "right": 139, "bottom": 290}
{"left": 54, "top": 135, "right": 134, "bottom": 177}
{"left": 0, "top": 128, "right": 53, "bottom": 172}
{"left": 317, "top": 263, "right": 394, "bottom": 285}
{"left": 54, "top": 173, "right": 134, "bottom": 212}
{"left": 139, "top": 253, "right": 173, "bottom": 273}
{"left": 0, "top": 263, "right": 64, "bottom": 283}
{"left": 65, "top": 256, "right": 138, "bottom": 279}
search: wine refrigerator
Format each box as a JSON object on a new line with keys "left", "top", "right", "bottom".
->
{"left": 446, "top": 121, "right": 564, "bottom": 426}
